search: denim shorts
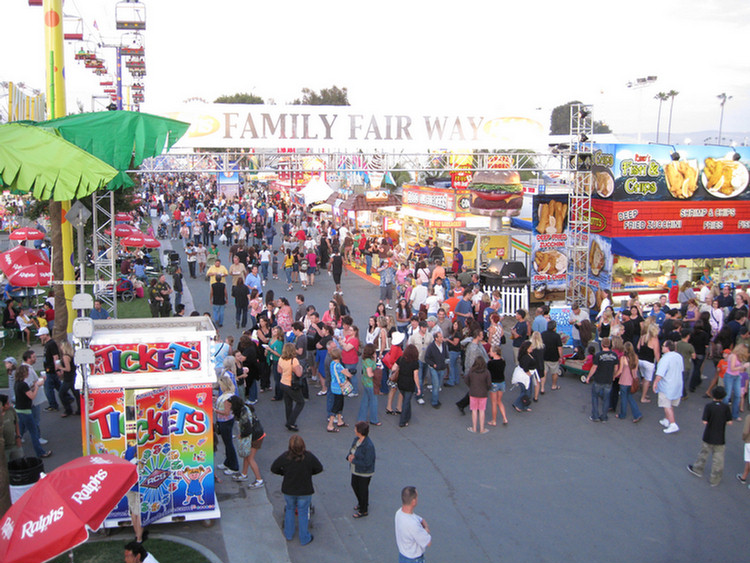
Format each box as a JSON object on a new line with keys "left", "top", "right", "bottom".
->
{"left": 490, "top": 381, "right": 506, "bottom": 392}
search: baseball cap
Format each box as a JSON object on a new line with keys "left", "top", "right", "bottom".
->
{"left": 4, "top": 357, "right": 17, "bottom": 366}
{"left": 37, "top": 327, "right": 50, "bottom": 336}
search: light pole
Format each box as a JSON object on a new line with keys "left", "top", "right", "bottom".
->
{"left": 627, "top": 76, "right": 658, "bottom": 142}
{"left": 654, "top": 92, "right": 668, "bottom": 143}
{"left": 718, "top": 93, "right": 732, "bottom": 145}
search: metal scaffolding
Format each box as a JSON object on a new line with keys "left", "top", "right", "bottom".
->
{"left": 91, "top": 191, "right": 118, "bottom": 317}
{"left": 566, "top": 104, "right": 594, "bottom": 307}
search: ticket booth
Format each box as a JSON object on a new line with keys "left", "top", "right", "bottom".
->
{"left": 82, "top": 317, "right": 219, "bottom": 528}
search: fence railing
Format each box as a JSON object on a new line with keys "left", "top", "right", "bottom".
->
{"left": 482, "top": 284, "right": 529, "bottom": 317}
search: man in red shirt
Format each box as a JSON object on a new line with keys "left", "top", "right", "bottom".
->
{"left": 443, "top": 291, "right": 460, "bottom": 319}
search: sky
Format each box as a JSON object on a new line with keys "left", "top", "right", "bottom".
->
{"left": 2, "top": 0, "right": 750, "bottom": 143}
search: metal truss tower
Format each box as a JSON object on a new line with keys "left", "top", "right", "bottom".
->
{"left": 91, "top": 191, "right": 118, "bottom": 317}
{"left": 566, "top": 104, "right": 594, "bottom": 307}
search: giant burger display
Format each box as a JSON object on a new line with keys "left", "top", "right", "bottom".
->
{"left": 468, "top": 170, "right": 523, "bottom": 216}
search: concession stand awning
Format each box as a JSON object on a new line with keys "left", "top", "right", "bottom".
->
{"left": 611, "top": 234, "right": 750, "bottom": 261}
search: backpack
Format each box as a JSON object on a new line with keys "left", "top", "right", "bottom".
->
{"left": 240, "top": 406, "right": 264, "bottom": 441}
{"left": 300, "top": 259, "right": 309, "bottom": 272}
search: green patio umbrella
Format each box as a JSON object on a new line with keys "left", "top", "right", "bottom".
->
{"left": 0, "top": 122, "right": 118, "bottom": 200}
{"left": 35, "top": 111, "right": 190, "bottom": 190}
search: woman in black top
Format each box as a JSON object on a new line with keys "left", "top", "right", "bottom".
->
{"left": 232, "top": 278, "right": 250, "bottom": 329}
{"left": 270, "top": 435, "right": 323, "bottom": 546}
{"left": 58, "top": 341, "right": 79, "bottom": 417}
{"left": 395, "top": 344, "right": 420, "bottom": 428}
{"left": 487, "top": 345, "right": 508, "bottom": 426}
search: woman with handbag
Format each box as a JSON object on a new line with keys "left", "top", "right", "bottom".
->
{"left": 637, "top": 324, "right": 661, "bottom": 403}
{"left": 511, "top": 341, "right": 535, "bottom": 413}
{"left": 278, "top": 343, "right": 305, "bottom": 432}
{"left": 615, "top": 342, "right": 643, "bottom": 422}
{"left": 327, "top": 347, "right": 353, "bottom": 432}
{"left": 229, "top": 396, "right": 266, "bottom": 489}
{"left": 384, "top": 332, "right": 405, "bottom": 415}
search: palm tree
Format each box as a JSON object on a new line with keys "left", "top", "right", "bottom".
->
{"left": 717, "top": 93, "right": 732, "bottom": 144}
{"left": 666, "top": 90, "right": 679, "bottom": 144}
{"left": 654, "top": 92, "right": 669, "bottom": 142}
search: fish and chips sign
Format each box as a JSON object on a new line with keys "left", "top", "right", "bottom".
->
{"left": 155, "top": 104, "right": 545, "bottom": 150}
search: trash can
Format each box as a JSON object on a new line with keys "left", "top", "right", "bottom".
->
{"left": 8, "top": 456, "right": 45, "bottom": 504}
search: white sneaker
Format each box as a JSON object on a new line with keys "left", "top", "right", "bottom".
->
{"left": 248, "top": 479, "right": 265, "bottom": 489}
{"left": 417, "top": 398, "right": 425, "bottom": 405}
{"left": 658, "top": 418, "right": 670, "bottom": 428}
{"left": 39, "top": 438, "right": 49, "bottom": 445}
{"left": 663, "top": 423, "right": 679, "bottom": 434}
{"left": 223, "top": 468, "right": 237, "bottom": 475}
{"left": 217, "top": 463, "right": 227, "bottom": 470}
{"left": 232, "top": 473, "right": 249, "bottom": 481}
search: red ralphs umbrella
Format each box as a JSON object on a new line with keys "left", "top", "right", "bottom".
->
{"left": 120, "top": 234, "right": 145, "bottom": 248}
{"left": 6, "top": 263, "right": 53, "bottom": 287}
{"left": 0, "top": 247, "right": 50, "bottom": 276}
{"left": 114, "top": 224, "right": 139, "bottom": 237}
{"left": 0, "top": 454, "right": 137, "bottom": 563}
{"left": 9, "top": 227, "right": 46, "bottom": 241}
{"left": 114, "top": 212, "right": 132, "bottom": 221}
{"left": 141, "top": 236, "right": 161, "bottom": 249}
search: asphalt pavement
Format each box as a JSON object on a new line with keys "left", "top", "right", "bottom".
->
{"left": 8, "top": 223, "right": 750, "bottom": 563}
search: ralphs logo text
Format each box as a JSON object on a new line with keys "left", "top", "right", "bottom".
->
{"left": 71, "top": 469, "right": 108, "bottom": 504}
{"left": 21, "top": 507, "right": 64, "bottom": 538}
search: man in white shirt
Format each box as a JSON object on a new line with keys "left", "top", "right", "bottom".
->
{"left": 395, "top": 486, "right": 431, "bottom": 563}
{"left": 568, "top": 303, "right": 589, "bottom": 348}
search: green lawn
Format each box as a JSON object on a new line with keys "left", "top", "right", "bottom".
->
{"left": 49, "top": 538, "right": 210, "bottom": 563}
{"left": 0, "top": 293, "right": 152, "bottom": 388}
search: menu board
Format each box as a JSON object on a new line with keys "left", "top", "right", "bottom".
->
{"left": 589, "top": 144, "right": 750, "bottom": 237}
{"left": 531, "top": 194, "right": 568, "bottom": 300}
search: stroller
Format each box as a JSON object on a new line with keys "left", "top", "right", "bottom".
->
{"left": 157, "top": 222, "right": 168, "bottom": 239}
{"left": 116, "top": 277, "right": 135, "bottom": 302}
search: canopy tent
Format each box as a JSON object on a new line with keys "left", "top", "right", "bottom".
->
{"left": 300, "top": 176, "right": 334, "bottom": 206}
{"left": 339, "top": 193, "right": 401, "bottom": 212}
{"left": 611, "top": 235, "right": 750, "bottom": 261}
{"left": 0, "top": 123, "right": 118, "bottom": 200}
{"left": 33, "top": 111, "right": 189, "bottom": 190}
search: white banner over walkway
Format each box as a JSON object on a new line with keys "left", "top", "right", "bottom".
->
{"left": 150, "top": 104, "right": 546, "bottom": 151}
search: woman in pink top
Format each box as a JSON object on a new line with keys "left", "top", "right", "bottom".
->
{"left": 306, "top": 251, "right": 318, "bottom": 287}
{"left": 322, "top": 300, "right": 341, "bottom": 328}
{"left": 276, "top": 297, "right": 294, "bottom": 333}
{"left": 339, "top": 324, "right": 361, "bottom": 395}
{"left": 615, "top": 342, "right": 642, "bottom": 422}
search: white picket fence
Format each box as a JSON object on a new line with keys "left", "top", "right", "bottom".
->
{"left": 482, "top": 284, "right": 529, "bottom": 317}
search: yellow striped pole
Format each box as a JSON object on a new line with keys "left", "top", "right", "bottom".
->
{"left": 44, "top": 0, "right": 76, "bottom": 335}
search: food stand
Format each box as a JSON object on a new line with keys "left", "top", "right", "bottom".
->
{"left": 82, "top": 316, "right": 220, "bottom": 528}
{"left": 399, "top": 184, "right": 494, "bottom": 266}
{"left": 586, "top": 143, "right": 750, "bottom": 304}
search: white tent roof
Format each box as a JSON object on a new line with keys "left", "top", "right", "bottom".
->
{"left": 300, "top": 176, "right": 334, "bottom": 206}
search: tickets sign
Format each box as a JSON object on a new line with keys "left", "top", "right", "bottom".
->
{"left": 91, "top": 341, "right": 202, "bottom": 375}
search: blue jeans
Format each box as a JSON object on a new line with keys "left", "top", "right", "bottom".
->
{"left": 344, "top": 363, "right": 359, "bottom": 394}
{"left": 326, "top": 389, "right": 335, "bottom": 418}
{"left": 723, "top": 373, "right": 742, "bottom": 419}
{"left": 44, "top": 370, "right": 61, "bottom": 409}
{"left": 246, "top": 379, "right": 258, "bottom": 402}
{"left": 591, "top": 383, "right": 612, "bottom": 421}
{"left": 235, "top": 305, "right": 247, "bottom": 328}
{"left": 428, "top": 367, "right": 445, "bottom": 405}
{"left": 18, "top": 411, "right": 45, "bottom": 457}
{"left": 261, "top": 262, "right": 269, "bottom": 281}
{"left": 217, "top": 419, "right": 238, "bottom": 471}
{"left": 416, "top": 361, "right": 428, "bottom": 399}
{"left": 399, "top": 555, "right": 425, "bottom": 563}
{"left": 59, "top": 380, "right": 80, "bottom": 415}
{"left": 212, "top": 304, "right": 225, "bottom": 327}
{"left": 357, "top": 385, "right": 379, "bottom": 423}
{"left": 284, "top": 494, "right": 312, "bottom": 544}
{"left": 618, "top": 385, "right": 642, "bottom": 420}
{"left": 399, "top": 391, "right": 413, "bottom": 426}
{"left": 380, "top": 365, "right": 390, "bottom": 395}
{"left": 448, "top": 351, "right": 461, "bottom": 386}
{"left": 365, "top": 254, "right": 372, "bottom": 275}
{"left": 285, "top": 267, "right": 292, "bottom": 284}
{"left": 512, "top": 383, "right": 531, "bottom": 411}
